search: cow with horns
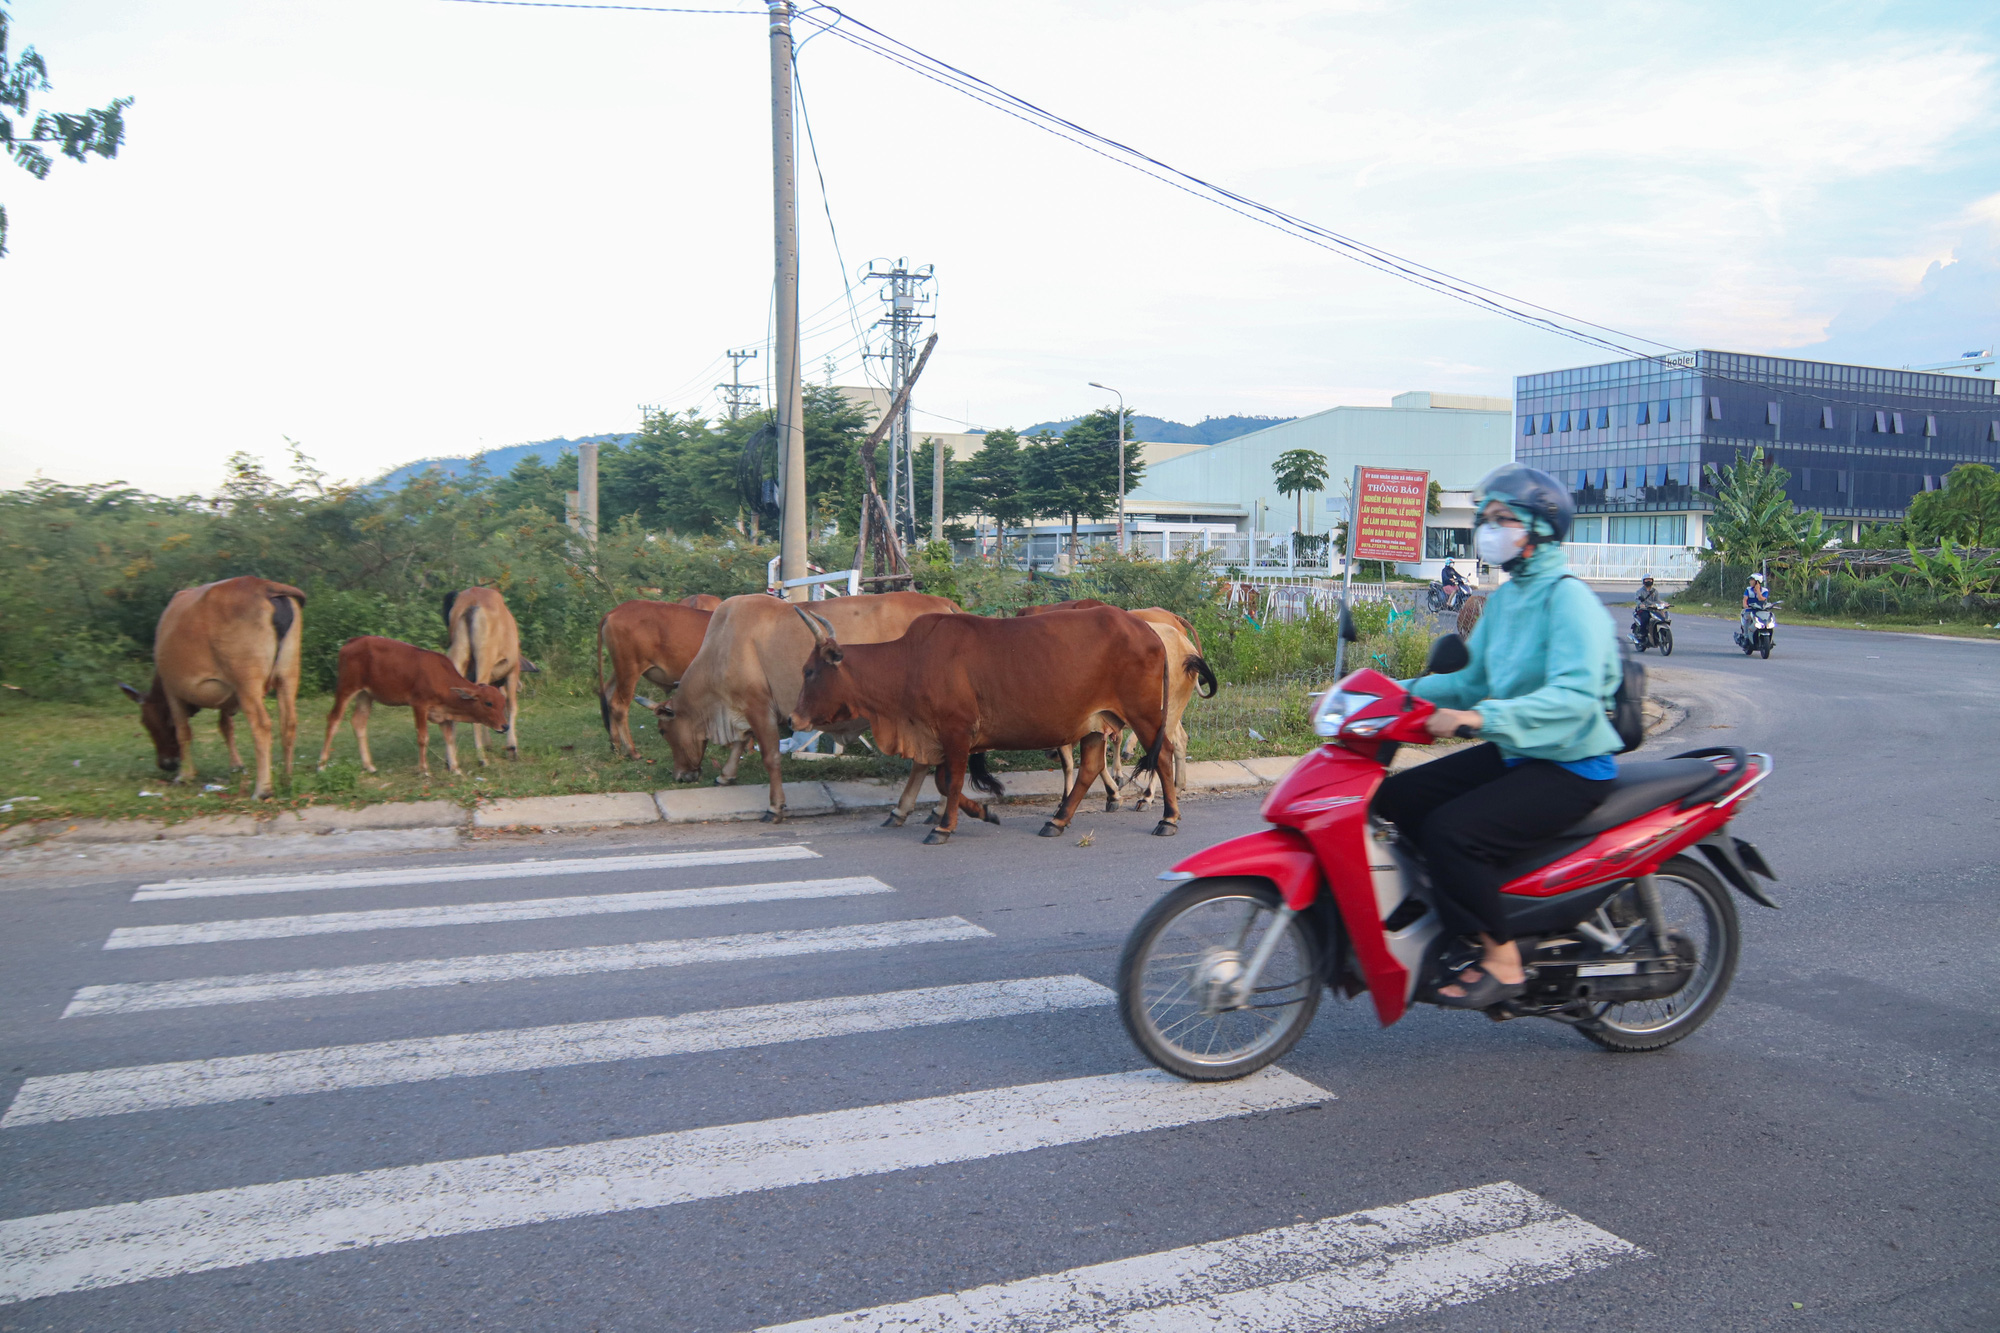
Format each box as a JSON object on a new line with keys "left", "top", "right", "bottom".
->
{"left": 790, "top": 603, "right": 1181, "bottom": 844}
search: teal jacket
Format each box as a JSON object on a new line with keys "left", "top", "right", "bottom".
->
{"left": 1411, "top": 544, "right": 1623, "bottom": 762}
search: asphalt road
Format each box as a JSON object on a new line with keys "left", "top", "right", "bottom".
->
{"left": 2, "top": 611, "right": 1996, "bottom": 1332}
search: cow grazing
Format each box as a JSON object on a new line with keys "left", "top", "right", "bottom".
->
{"left": 316, "top": 636, "right": 509, "bottom": 777}
{"left": 680, "top": 593, "right": 723, "bottom": 612}
{"left": 790, "top": 604, "right": 1178, "bottom": 845}
{"left": 119, "top": 575, "right": 306, "bottom": 800}
{"left": 658, "top": 590, "right": 959, "bottom": 821}
{"left": 442, "top": 587, "right": 525, "bottom": 763}
{"left": 596, "top": 599, "right": 713, "bottom": 759}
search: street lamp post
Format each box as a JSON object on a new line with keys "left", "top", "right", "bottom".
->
{"left": 1088, "top": 381, "right": 1127, "bottom": 555}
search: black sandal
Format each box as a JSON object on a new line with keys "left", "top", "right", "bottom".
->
{"left": 1434, "top": 966, "right": 1526, "bottom": 1010}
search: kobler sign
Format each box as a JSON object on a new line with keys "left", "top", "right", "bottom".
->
{"left": 1352, "top": 467, "right": 1429, "bottom": 563}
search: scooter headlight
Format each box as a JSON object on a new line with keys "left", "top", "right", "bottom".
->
{"left": 1313, "top": 688, "right": 1380, "bottom": 738}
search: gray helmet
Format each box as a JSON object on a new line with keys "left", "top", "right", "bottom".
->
{"left": 1474, "top": 463, "right": 1574, "bottom": 543}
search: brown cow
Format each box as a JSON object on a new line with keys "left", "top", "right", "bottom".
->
{"left": 316, "top": 636, "right": 509, "bottom": 777}
{"left": 790, "top": 604, "right": 1178, "bottom": 844}
{"left": 443, "top": 587, "right": 526, "bottom": 764}
{"left": 680, "top": 593, "right": 723, "bottom": 612}
{"left": 119, "top": 576, "right": 306, "bottom": 800}
{"left": 596, "top": 599, "right": 712, "bottom": 759}
{"left": 659, "top": 591, "right": 959, "bottom": 821}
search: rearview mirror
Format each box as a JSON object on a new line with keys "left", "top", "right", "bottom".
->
{"left": 1423, "top": 633, "right": 1470, "bottom": 676}
{"left": 1338, "top": 603, "right": 1358, "bottom": 642}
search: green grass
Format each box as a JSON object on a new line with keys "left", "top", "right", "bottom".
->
{"left": 1674, "top": 607, "right": 2000, "bottom": 641}
{"left": 0, "top": 671, "right": 1333, "bottom": 831}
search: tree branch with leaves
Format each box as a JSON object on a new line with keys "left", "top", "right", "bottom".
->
{"left": 1, "top": 1, "right": 132, "bottom": 256}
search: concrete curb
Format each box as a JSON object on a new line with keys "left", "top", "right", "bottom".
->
{"left": 0, "top": 697, "right": 1694, "bottom": 845}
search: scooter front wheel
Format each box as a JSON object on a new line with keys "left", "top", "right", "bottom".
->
{"left": 1118, "top": 878, "right": 1320, "bottom": 1081}
{"left": 1657, "top": 626, "right": 1673, "bottom": 656}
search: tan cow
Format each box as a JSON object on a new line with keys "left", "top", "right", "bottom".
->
{"left": 658, "top": 590, "right": 959, "bottom": 821}
{"left": 680, "top": 593, "right": 723, "bottom": 612}
{"left": 317, "top": 636, "right": 509, "bottom": 777}
{"left": 443, "top": 587, "right": 526, "bottom": 763}
{"left": 120, "top": 576, "right": 306, "bottom": 800}
{"left": 596, "top": 599, "right": 712, "bottom": 759}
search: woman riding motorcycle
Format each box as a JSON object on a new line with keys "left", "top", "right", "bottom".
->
{"left": 1373, "top": 463, "right": 1623, "bottom": 1009}
{"left": 1740, "top": 571, "right": 1772, "bottom": 642}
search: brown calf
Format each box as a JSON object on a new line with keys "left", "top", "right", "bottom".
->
{"left": 443, "top": 587, "right": 525, "bottom": 764}
{"left": 596, "top": 599, "right": 712, "bottom": 759}
{"left": 790, "top": 605, "right": 1176, "bottom": 844}
{"left": 316, "top": 636, "right": 508, "bottom": 777}
{"left": 120, "top": 576, "right": 306, "bottom": 800}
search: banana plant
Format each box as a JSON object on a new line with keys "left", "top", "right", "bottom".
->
{"left": 1905, "top": 539, "right": 2000, "bottom": 602}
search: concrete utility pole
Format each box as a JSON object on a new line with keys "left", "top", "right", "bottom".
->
{"left": 716, "top": 347, "right": 761, "bottom": 420}
{"left": 864, "top": 258, "right": 934, "bottom": 548}
{"left": 577, "top": 442, "right": 600, "bottom": 544}
{"left": 1089, "top": 381, "right": 1126, "bottom": 554}
{"left": 768, "top": 2, "right": 808, "bottom": 600}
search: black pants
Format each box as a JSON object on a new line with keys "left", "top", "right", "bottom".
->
{"left": 1373, "top": 744, "right": 1613, "bottom": 943}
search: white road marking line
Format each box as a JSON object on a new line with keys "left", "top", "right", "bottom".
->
{"left": 759, "top": 1181, "right": 1642, "bottom": 1333}
{"left": 105, "top": 876, "right": 893, "bottom": 950}
{"left": 131, "top": 845, "right": 822, "bottom": 901}
{"left": 0, "top": 1067, "right": 1325, "bottom": 1305}
{"left": 5, "top": 976, "right": 1114, "bottom": 1127}
{"left": 61, "top": 917, "right": 992, "bottom": 1018}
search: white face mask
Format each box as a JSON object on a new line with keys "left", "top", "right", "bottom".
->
{"left": 1475, "top": 523, "right": 1528, "bottom": 565}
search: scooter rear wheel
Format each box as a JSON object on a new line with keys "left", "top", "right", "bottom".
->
{"left": 1118, "top": 878, "right": 1320, "bottom": 1081}
{"left": 1579, "top": 856, "right": 1739, "bottom": 1053}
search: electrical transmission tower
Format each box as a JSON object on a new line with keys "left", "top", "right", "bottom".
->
{"left": 716, "top": 347, "right": 762, "bottom": 420}
{"left": 863, "top": 258, "right": 934, "bottom": 547}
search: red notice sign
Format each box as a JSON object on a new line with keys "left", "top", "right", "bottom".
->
{"left": 1352, "top": 467, "right": 1429, "bottom": 563}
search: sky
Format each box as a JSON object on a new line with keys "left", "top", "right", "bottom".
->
{"left": 2, "top": 0, "right": 1997, "bottom": 495}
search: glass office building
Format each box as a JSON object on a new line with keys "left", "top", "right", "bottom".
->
{"left": 1515, "top": 350, "right": 2000, "bottom": 545}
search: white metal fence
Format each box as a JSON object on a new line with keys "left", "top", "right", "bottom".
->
{"left": 964, "top": 532, "right": 1700, "bottom": 581}
{"left": 1562, "top": 544, "right": 1702, "bottom": 580}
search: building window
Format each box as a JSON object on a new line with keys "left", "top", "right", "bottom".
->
{"left": 1709, "top": 396, "right": 1722, "bottom": 420}
{"left": 1558, "top": 411, "right": 1571, "bottom": 432}
{"left": 1925, "top": 414, "right": 1937, "bottom": 437}
{"left": 1657, "top": 400, "right": 1671, "bottom": 423}
{"left": 1667, "top": 461, "right": 1690, "bottom": 486}
{"left": 1539, "top": 413, "right": 1553, "bottom": 433}
{"left": 1991, "top": 421, "right": 2000, "bottom": 443}
{"left": 1570, "top": 516, "right": 1603, "bottom": 544}
{"left": 1820, "top": 406, "right": 1835, "bottom": 429}
{"left": 1425, "top": 527, "right": 1473, "bottom": 559}
{"left": 1522, "top": 416, "right": 1535, "bottom": 435}
{"left": 1892, "top": 412, "right": 1906, "bottom": 434}
{"left": 1874, "top": 411, "right": 1889, "bottom": 432}
{"left": 1607, "top": 514, "right": 1689, "bottom": 546}
{"left": 1767, "top": 402, "right": 1781, "bottom": 426}
{"left": 1635, "top": 403, "right": 1650, "bottom": 425}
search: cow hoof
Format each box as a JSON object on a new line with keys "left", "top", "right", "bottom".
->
{"left": 1104, "top": 799, "right": 1121, "bottom": 813}
{"left": 982, "top": 808, "right": 1002, "bottom": 826}
{"left": 1153, "top": 821, "right": 1180, "bottom": 837}
{"left": 762, "top": 809, "right": 785, "bottom": 824}
{"left": 715, "top": 776, "right": 736, "bottom": 787}
{"left": 922, "top": 811, "right": 941, "bottom": 826}
{"left": 881, "top": 813, "right": 909, "bottom": 828}
{"left": 921, "top": 829, "right": 951, "bottom": 845}
{"left": 1038, "top": 822, "right": 1064, "bottom": 838}
{"left": 505, "top": 748, "right": 519, "bottom": 761}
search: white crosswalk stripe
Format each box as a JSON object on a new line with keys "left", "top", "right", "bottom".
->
{"left": 104, "top": 875, "right": 893, "bottom": 949}
{"left": 62, "top": 917, "right": 992, "bottom": 1017}
{"left": 0, "top": 1068, "right": 1326, "bottom": 1305}
{"left": 3, "top": 976, "right": 1115, "bottom": 1127}
{"left": 757, "top": 1182, "right": 1642, "bottom": 1333}
{"left": 130, "top": 844, "right": 821, "bottom": 901}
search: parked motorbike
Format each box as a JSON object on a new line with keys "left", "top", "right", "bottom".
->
{"left": 1117, "top": 633, "right": 1777, "bottom": 1081}
{"left": 1735, "top": 603, "right": 1778, "bottom": 659}
{"left": 1631, "top": 603, "right": 1673, "bottom": 656}
{"left": 1426, "top": 581, "right": 1470, "bottom": 613}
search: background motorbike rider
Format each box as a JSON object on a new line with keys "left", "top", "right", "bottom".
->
{"left": 1633, "top": 575, "right": 1664, "bottom": 642}
{"left": 1372, "top": 463, "right": 1624, "bottom": 1009}
{"left": 1440, "top": 556, "right": 1470, "bottom": 596}
{"left": 1740, "top": 571, "right": 1772, "bottom": 641}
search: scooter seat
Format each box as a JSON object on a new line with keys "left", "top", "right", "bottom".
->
{"left": 1560, "top": 758, "right": 1718, "bottom": 836}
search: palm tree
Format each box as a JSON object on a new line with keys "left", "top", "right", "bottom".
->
{"left": 1272, "top": 448, "right": 1331, "bottom": 534}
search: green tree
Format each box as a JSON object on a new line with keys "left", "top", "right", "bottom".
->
{"left": 1272, "top": 448, "right": 1330, "bottom": 533}
{"left": 1905, "top": 538, "right": 2000, "bottom": 602}
{"left": 1020, "top": 409, "right": 1145, "bottom": 556}
{"left": 1702, "top": 446, "right": 1794, "bottom": 573}
{"left": 2, "top": 1, "right": 132, "bottom": 256}
{"left": 1906, "top": 463, "right": 2000, "bottom": 548}
{"left": 958, "top": 428, "right": 1028, "bottom": 548}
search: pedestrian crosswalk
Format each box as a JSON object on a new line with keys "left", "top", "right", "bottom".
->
{"left": 3, "top": 837, "right": 1643, "bottom": 1323}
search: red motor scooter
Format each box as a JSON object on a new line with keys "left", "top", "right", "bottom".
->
{"left": 1117, "top": 634, "right": 1777, "bottom": 1081}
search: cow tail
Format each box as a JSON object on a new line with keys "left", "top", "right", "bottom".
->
{"left": 441, "top": 590, "right": 458, "bottom": 632}
{"left": 1186, "top": 653, "right": 1218, "bottom": 699}
{"left": 967, "top": 751, "right": 1006, "bottom": 798}
{"left": 595, "top": 615, "right": 612, "bottom": 735}
{"left": 1133, "top": 721, "right": 1169, "bottom": 776}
